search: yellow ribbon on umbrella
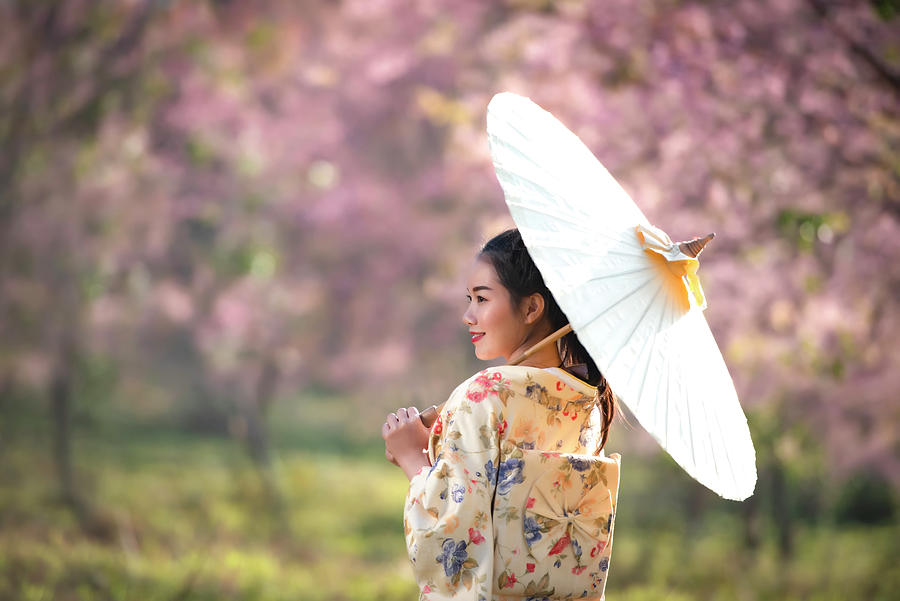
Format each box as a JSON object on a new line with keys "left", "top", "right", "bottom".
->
{"left": 635, "top": 223, "right": 712, "bottom": 312}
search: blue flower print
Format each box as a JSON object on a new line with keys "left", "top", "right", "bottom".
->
{"left": 451, "top": 483, "right": 465, "bottom": 503}
{"left": 436, "top": 538, "right": 468, "bottom": 578}
{"left": 496, "top": 458, "right": 525, "bottom": 495}
{"left": 599, "top": 557, "right": 609, "bottom": 572}
{"left": 568, "top": 456, "right": 592, "bottom": 472}
{"left": 428, "top": 454, "right": 442, "bottom": 477}
{"left": 484, "top": 460, "right": 497, "bottom": 486}
{"left": 523, "top": 516, "right": 542, "bottom": 545}
{"left": 572, "top": 536, "right": 583, "bottom": 560}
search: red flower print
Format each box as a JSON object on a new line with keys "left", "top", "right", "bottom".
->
{"left": 503, "top": 573, "right": 517, "bottom": 588}
{"left": 590, "top": 540, "right": 607, "bottom": 558}
{"left": 492, "top": 372, "right": 502, "bottom": 380}
{"left": 526, "top": 563, "right": 535, "bottom": 573}
{"left": 473, "top": 371, "right": 492, "bottom": 386}
{"left": 525, "top": 497, "right": 536, "bottom": 509}
{"left": 556, "top": 381, "right": 564, "bottom": 391}
{"left": 572, "top": 565, "right": 587, "bottom": 575}
{"left": 423, "top": 585, "right": 431, "bottom": 593}
{"left": 548, "top": 534, "right": 571, "bottom": 556}
{"left": 466, "top": 387, "right": 488, "bottom": 403}
{"left": 497, "top": 419, "right": 508, "bottom": 437}
{"left": 468, "top": 528, "right": 485, "bottom": 545}
{"left": 571, "top": 411, "right": 578, "bottom": 421}
{"left": 433, "top": 415, "right": 443, "bottom": 435}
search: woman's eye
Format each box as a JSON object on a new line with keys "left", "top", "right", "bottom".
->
{"left": 477, "top": 296, "right": 487, "bottom": 303}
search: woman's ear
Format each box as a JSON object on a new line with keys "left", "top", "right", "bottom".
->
{"left": 521, "top": 293, "right": 546, "bottom": 325}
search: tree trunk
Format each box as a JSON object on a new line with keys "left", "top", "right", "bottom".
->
{"left": 50, "top": 332, "right": 82, "bottom": 514}
{"left": 240, "top": 358, "right": 283, "bottom": 511}
{"left": 742, "top": 489, "right": 761, "bottom": 550}
{"left": 770, "top": 454, "right": 794, "bottom": 559}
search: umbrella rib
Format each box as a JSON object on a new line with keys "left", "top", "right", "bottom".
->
{"left": 584, "top": 265, "right": 655, "bottom": 283}
{"left": 504, "top": 195, "right": 595, "bottom": 229}
{"left": 632, "top": 288, "right": 670, "bottom": 412}
{"left": 647, "top": 293, "right": 673, "bottom": 438}
{"left": 709, "top": 406, "right": 727, "bottom": 493}
{"left": 663, "top": 340, "right": 672, "bottom": 450}
{"left": 494, "top": 119, "right": 589, "bottom": 163}
{"left": 523, "top": 237, "right": 646, "bottom": 257}
{"left": 492, "top": 146, "right": 573, "bottom": 179}
{"left": 682, "top": 351, "right": 697, "bottom": 474}
{"left": 604, "top": 282, "right": 664, "bottom": 373}
{"left": 706, "top": 384, "right": 733, "bottom": 494}
{"left": 659, "top": 294, "right": 676, "bottom": 449}
{"left": 574, "top": 276, "right": 658, "bottom": 331}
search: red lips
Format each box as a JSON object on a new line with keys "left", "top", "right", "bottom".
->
{"left": 470, "top": 332, "right": 484, "bottom": 343}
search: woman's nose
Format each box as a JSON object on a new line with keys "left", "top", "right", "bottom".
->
{"left": 462, "top": 306, "right": 475, "bottom": 326}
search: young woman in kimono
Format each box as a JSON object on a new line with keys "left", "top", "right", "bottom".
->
{"left": 383, "top": 229, "right": 620, "bottom": 601}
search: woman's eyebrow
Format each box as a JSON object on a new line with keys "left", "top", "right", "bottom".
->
{"left": 470, "top": 285, "right": 493, "bottom": 292}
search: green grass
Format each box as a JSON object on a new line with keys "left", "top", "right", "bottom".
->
{"left": 0, "top": 397, "right": 419, "bottom": 601}
{"left": 0, "top": 396, "right": 897, "bottom": 600}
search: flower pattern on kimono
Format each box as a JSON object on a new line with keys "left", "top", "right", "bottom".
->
{"left": 496, "top": 457, "right": 525, "bottom": 495}
{"left": 436, "top": 538, "right": 468, "bottom": 578}
{"left": 427, "top": 454, "right": 442, "bottom": 478}
{"left": 568, "top": 456, "right": 592, "bottom": 472}
{"left": 451, "top": 483, "right": 466, "bottom": 503}
{"left": 484, "top": 459, "right": 498, "bottom": 487}
{"left": 523, "top": 516, "right": 542, "bottom": 545}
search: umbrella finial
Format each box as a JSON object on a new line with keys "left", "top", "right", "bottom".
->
{"left": 678, "top": 233, "right": 715, "bottom": 258}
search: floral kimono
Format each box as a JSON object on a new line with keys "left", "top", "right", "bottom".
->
{"left": 404, "top": 365, "right": 621, "bottom": 601}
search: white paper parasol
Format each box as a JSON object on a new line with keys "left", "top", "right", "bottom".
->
{"left": 486, "top": 92, "right": 756, "bottom": 501}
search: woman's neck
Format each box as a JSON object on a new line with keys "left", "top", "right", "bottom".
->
{"left": 507, "top": 326, "right": 562, "bottom": 369}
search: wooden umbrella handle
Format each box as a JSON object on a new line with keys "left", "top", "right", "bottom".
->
{"left": 419, "top": 405, "right": 440, "bottom": 428}
{"left": 509, "top": 323, "right": 572, "bottom": 365}
{"left": 417, "top": 323, "right": 573, "bottom": 428}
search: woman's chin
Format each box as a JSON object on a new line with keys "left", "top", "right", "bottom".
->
{"left": 474, "top": 348, "right": 505, "bottom": 362}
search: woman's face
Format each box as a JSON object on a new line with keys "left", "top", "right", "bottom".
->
{"left": 462, "top": 258, "right": 531, "bottom": 361}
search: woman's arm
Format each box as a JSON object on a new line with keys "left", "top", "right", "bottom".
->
{"left": 402, "top": 374, "right": 504, "bottom": 599}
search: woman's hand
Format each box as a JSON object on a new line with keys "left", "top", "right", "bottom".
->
{"left": 382, "top": 407, "right": 432, "bottom": 481}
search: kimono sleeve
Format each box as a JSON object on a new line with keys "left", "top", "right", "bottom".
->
{"left": 403, "top": 375, "right": 504, "bottom": 601}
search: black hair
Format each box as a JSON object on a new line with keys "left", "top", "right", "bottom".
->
{"left": 479, "top": 228, "right": 616, "bottom": 450}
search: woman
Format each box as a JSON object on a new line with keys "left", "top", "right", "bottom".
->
{"left": 383, "top": 229, "right": 620, "bottom": 601}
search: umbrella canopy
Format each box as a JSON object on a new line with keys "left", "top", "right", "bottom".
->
{"left": 486, "top": 92, "right": 756, "bottom": 501}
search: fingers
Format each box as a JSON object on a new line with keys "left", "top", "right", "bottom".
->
{"left": 383, "top": 407, "right": 420, "bottom": 427}
{"left": 397, "top": 406, "right": 419, "bottom": 423}
{"left": 382, "top": 407, "right": 426, "bottom": 443}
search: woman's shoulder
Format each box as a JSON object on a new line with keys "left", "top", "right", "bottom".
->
{"left": 460, "top": 365, "right": 596, "bottom": 392}
{"left": 449, "top": 365, "right": 596, "bottom": 405}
